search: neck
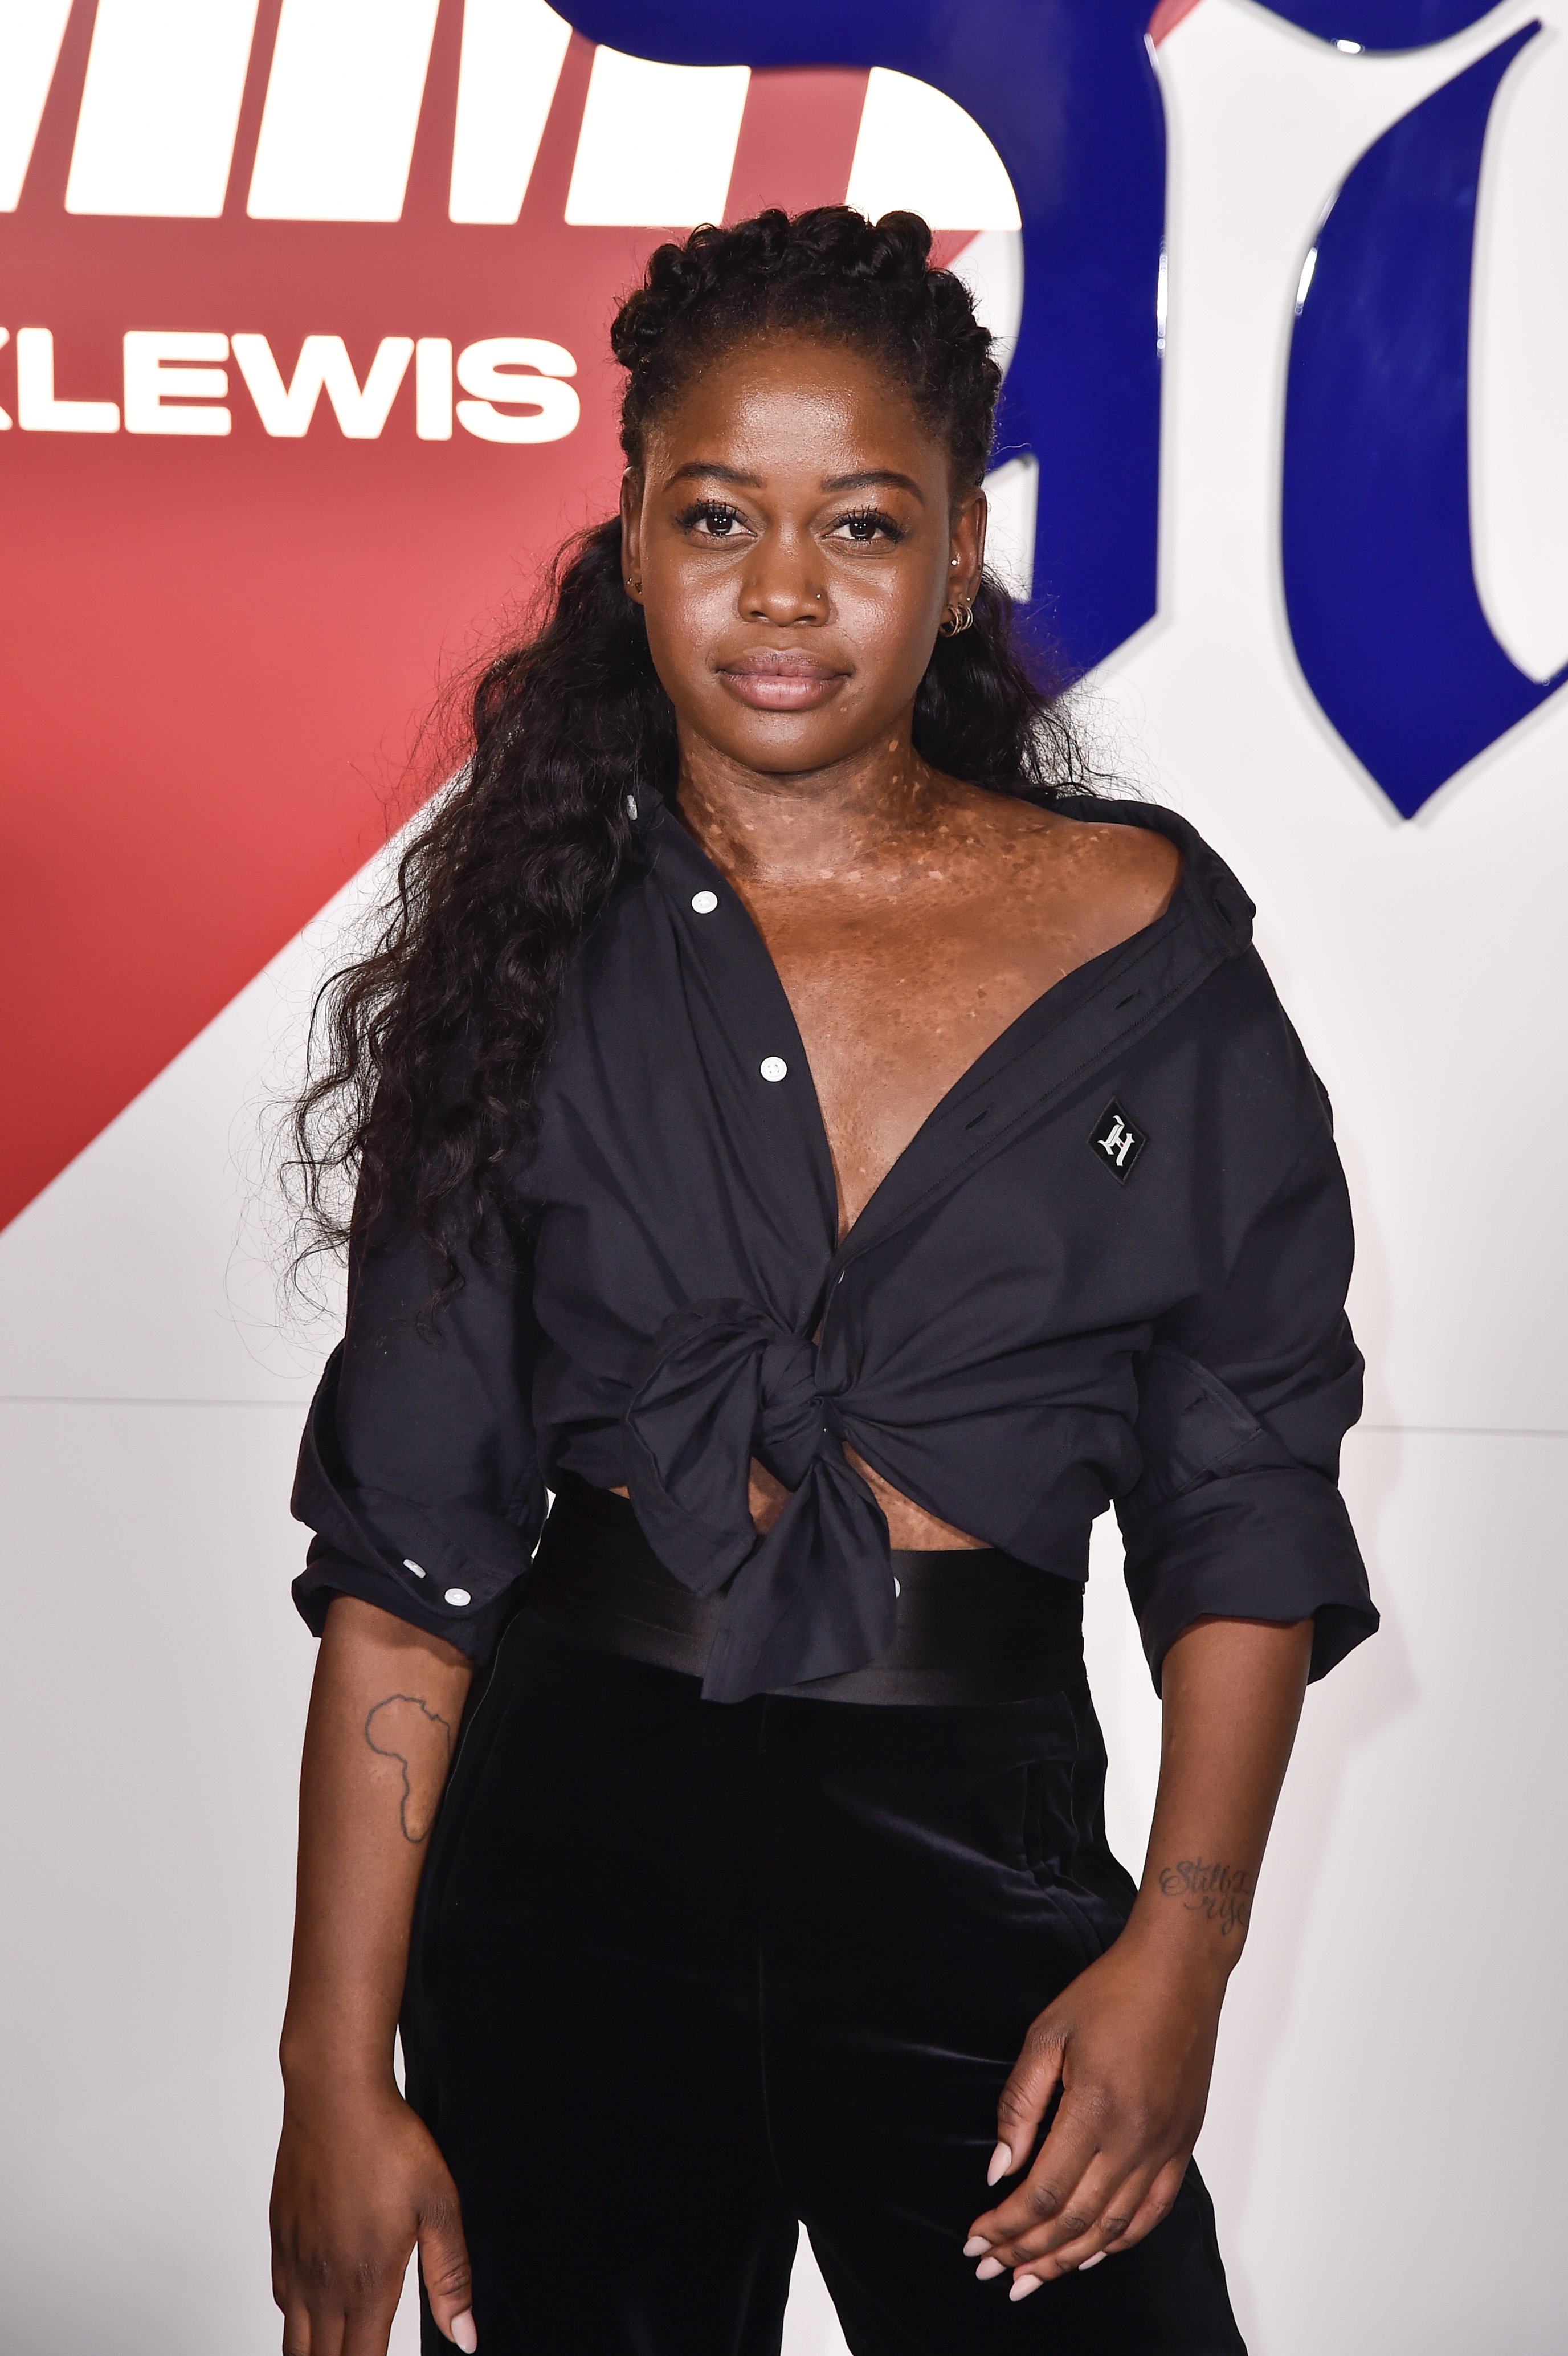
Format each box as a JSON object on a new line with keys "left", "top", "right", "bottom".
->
{"left": 676, "top": 727, "right": 952, "bottom": 887}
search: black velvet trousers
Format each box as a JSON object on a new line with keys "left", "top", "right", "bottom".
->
{"left": 402, "top": 1608, "right": 1247, "bottom": 2355}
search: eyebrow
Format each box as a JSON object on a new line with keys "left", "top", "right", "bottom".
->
{"left": 820, "top": 470, "right": 925, "bottom": 500}
{"left": 665, "top": 462, "right": 762, "bottom": 490}
{"left": 664, "top": 462, "right": 925, "bottom": 502}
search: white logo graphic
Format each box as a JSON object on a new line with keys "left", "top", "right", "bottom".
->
{"left": 1091, "top": 1099, "right": 1146, "bottom": 1183}
{"left": 1097, "top": 1115, "right": 1137, "bottom": 1167}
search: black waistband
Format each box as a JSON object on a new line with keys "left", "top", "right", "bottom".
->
{"left": 524, "top": 1474, "right": 1085, "bottom": 1705}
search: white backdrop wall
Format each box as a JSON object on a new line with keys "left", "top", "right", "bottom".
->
{"left": 2, "top": 3, "right": 1565, "bottom": 2351}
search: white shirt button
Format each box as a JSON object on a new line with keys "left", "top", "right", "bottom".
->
{"left": 444, "top": 1587, "right": 472, "bottom": 1607}
{"left": 760, "top": 1056, "right": 788, "bottom": 1083}
{"left": 403, "top": 1559, "right": 427, "bottom": 1578}
{"left": 691, "top": 889, "right": 718, "bottom": 914}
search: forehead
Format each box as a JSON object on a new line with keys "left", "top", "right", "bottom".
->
{"left": 641, "top": 332, "right": 944, "bottom": 483}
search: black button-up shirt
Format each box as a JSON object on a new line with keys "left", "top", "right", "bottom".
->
{"left": 293, "top": 792, "right": 1377, "bottom": 1701}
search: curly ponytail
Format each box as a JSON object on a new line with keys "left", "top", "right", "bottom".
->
{"left": 291, "top": 207, "right": 1096, "bottom": 1285}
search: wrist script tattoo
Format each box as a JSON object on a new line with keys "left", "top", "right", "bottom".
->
{"left": 1157, "top": 1856, "right": 1253, "bottom": 1938}
{"left": 364, "top": 1695, "right": 454, "bottom": 1844}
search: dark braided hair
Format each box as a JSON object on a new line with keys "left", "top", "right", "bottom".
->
{"left": 290, "top": 207, "right": 1096, "bottom": 1287}
{"left": 614, "top": 207, "right": 998, "bottom": 490}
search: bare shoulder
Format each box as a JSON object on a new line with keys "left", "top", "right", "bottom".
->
{"left": 1042, "top": 806, "right": 1182, "bottom": 923}
{"left": 949, "top": 788, "right": 1182, "bottom": 935}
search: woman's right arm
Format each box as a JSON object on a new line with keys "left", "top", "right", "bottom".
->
{"left": 271, "top": 1595, "right": 479, "bottom": 2356}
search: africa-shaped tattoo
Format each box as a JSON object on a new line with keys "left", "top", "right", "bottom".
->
{"left": 364, "top": 1694, "right": 454, "bottom": 1844}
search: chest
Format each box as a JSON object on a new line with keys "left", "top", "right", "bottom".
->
{"left": 744, "top": 874, "right": 1089, "bottom": 1234}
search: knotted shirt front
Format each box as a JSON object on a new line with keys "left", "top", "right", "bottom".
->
{"left": 292, "top": 792, "right": 1378, "bottom": 1701}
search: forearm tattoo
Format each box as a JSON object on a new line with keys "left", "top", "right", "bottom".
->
{"left": 364, "top": 1695, "right": 454, "bottom": 1844}
{"left": 1157, "top": 1857, "right": 1254, "bottom": 1938}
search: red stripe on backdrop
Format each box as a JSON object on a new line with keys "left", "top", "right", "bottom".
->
{"left": 724, "top": 69, "right": 869, "bottom": 223}
{"left": 1148, "top": 0, "right": 1207, "bottom": 42}
{"left": 227, "top": 0, "right": 287, "bottom": 215}
{"left": 22, "top": 0, "right": 99, "bottom": 205}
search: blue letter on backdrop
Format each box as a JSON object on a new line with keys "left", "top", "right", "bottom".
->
{"left": 1260, "top": 2, "right": 1502, "bottom": 46}
{"left": 1283, "top": 23, "right": 1566, "bottom": 817}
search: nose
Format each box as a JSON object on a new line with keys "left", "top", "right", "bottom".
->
{"left": 738, "top": 529, "right": 827, "bottom": 626}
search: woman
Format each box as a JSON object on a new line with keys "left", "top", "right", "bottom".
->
{"left": 272, "top": 208, "right": 1375, "bottom": 2356}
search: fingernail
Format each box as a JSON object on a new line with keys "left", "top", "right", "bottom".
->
{"left": 975, "top": 2256, "right": 1006, "bottom": 2280}
{"left": 962, "top": 2236, "right": 992, "bottom": 2258}
{"left": 986, "top": 2141, "right": 1012, "bottom": 2186}
{"left": 451, "top": 2312, "right": 478, "bottom": 2353}
{"left": 1010, "top": 2274, "right": 1044, "bottom": 2301}
{"left": 1079, "top": 2251, "right": 1107, "bottom": 2271}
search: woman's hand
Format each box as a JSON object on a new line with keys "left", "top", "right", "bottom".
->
{"left": 963, "top": 1925, "right": 1224, "bottom": 2297}
{"left": 271, "top": 2076, "right": 476, "bottom": 2355}
{"left": 965, "top": 1613, "right": 1316, "bottom": 2301}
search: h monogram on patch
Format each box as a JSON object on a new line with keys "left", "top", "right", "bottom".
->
{"left": 1089, "top": 1099, "right": 1147, "bottom": 1184}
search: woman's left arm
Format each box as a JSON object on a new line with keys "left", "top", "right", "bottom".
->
{"left": 966, "top": 1611, "right": 1313, "bottom": 2298}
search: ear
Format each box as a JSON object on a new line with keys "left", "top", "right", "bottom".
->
{"left": 950, "top": 484, "right": 987, "bottom": 604}
{"left": 620, "top": 470, "right": 644, "bottom": 600}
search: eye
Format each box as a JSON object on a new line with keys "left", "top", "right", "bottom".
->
{"left": 676, "top": 499, "right": 749, "bottom": 540}
{"left": 828, "top": 507, "right": 905, "bottom": 545}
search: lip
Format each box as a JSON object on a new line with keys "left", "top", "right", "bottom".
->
{"left": 716, "top": 650, "right": 847, "bottom": 711}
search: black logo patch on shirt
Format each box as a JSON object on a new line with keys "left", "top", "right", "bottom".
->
{"left": 1089, "top": 1099, "right": 1147, "bottom": 1184}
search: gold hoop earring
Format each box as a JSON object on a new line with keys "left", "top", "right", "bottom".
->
{"left": 938, "top": 599, "right": 974, "bottom": 637}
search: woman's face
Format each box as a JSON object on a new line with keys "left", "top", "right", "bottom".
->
{"left": 620, "top": 334, "right": 985, "bottom": 780}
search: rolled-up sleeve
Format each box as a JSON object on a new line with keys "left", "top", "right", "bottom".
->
{"left": 1116, "top": 1107, "right": 1378, "bottom": 1691}
{"left": 291, "top": 1207, "right": 546, "bottom": 1661}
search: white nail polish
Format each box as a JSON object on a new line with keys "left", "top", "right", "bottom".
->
{"left": 975, "top": 2256, "right": 1006, "bottom": 2281}
{"left": 1079, "top": 2251, "right": 1108, "bottom": 2271}
{"left": 451, "top": 2311, "right": 478, "bottom": 2353}
{"left": 986, "top": 2141, "right": 1012, "bottom": 2186}
{"left": 962, "top": 2236, "right": 991, "bottom": 2257}
{"left": 1010, "top": 2274, "right": 1044, "bottom": 2301}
